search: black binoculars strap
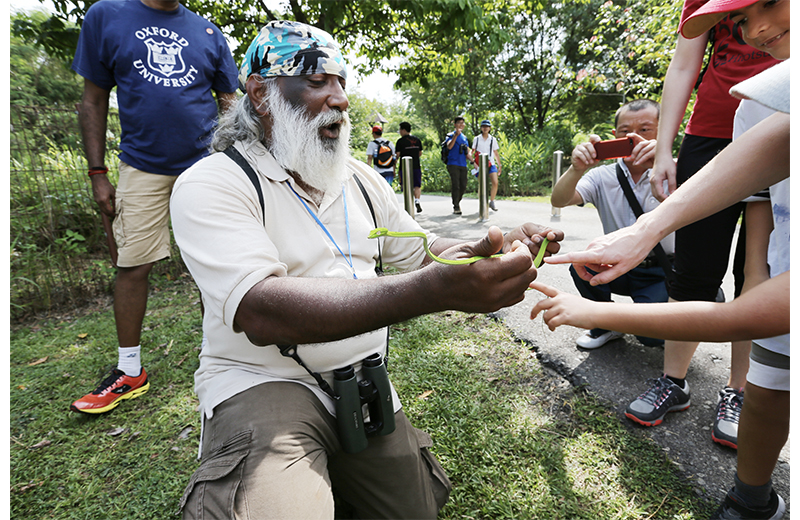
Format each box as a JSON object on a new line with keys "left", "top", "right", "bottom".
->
{"left": 277, "top": 344, "right": 337, "bottom": 399}
{"left": 615, "top": 164, "right": 675, "bottom": 284}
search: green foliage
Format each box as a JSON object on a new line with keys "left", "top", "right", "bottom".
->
{"left": 419, "top": 125, "right": 573, "bottom": 197}
{"left": 39, "top": 0, "right": 500, "bottom": 78}
{"left": 573, "top": 0, "right": 683, "bottom": 102}
{"left": 11, "top": 10, "right": 83, "bottom": 107}
{"left": 10, "top": 282, "right": 715, "bottom": 518}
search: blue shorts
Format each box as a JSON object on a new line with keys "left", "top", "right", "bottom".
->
{"left": 399, "top": 168, "right": 422, "bottom": 188}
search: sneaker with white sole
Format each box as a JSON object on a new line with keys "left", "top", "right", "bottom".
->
{"left": 625, "top": 376, "right": 690, "bottom": 426}
{"left": 489, "top": 200, "right": 498, "bottom": 211}
{"left": 576, "top": 330, "right": 623, "bottom": 349}
{"left": 70, "top": 367, "right": 150, "bottom": 414}
{"left": 712, "top": 386, "right": 743, "bottom": 449}
{"left": 711, "top": 488, "right": 785, "bottom": 519}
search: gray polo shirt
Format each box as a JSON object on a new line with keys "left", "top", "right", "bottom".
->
{"left": 575, "top": 159, "right": 674, "bottom": 255}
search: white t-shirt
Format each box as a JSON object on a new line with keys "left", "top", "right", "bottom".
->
{"left": 171, "top": 141, "right": 436, "bottom": 420}
{"left": 734, "top": 99, "right": 790, "bottom": 356}
{"left": 472, "top": 134, "right": 499, "bottom": 166}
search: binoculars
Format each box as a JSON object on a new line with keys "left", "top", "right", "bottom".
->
{"left": 333, "top": 353, "right": 395, "bottom": 454}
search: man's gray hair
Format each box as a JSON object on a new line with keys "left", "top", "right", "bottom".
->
{"left": 211, "top": 76, "right": 277, "bottom": 152}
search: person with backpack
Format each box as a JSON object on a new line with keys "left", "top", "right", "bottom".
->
{"left": 444, "top": 116, "right": 470, "bottom": 215}
{"left": 471, "top": 120, "right": 502, "bottom": 211}
{"left": 367, "top": 126, "right": 396, "bottom": 184}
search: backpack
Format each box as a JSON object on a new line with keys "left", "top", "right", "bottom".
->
{"left": 440, "top": 135, "right": 451, "bottom": 164}
{"left": 373, "top": 139, "right": 395, "bottom": 168}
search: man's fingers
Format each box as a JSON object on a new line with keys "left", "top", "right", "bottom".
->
{"left": 586, "top": 265, "right": 626, "bottom": 286}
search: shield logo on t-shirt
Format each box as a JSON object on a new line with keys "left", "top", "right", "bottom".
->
{"left": 144, "top": 38, "right": 186, "bottom": 77}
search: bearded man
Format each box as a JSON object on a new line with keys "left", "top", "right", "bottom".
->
{"left": 171, "top": 21, "right": 563, "bottom": 520}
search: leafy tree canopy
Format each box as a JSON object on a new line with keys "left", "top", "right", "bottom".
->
{"left": 25, "top": 0, "right": 516, "bottom": 81}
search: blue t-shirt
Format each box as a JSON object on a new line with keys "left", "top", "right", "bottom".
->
{"left": 72, "top": 0, "right": 239, "bottom": 175}
{"left": 445, "top": 132, "right": 469, "bottom": 167}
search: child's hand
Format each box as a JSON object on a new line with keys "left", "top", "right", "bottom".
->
{"left": 528, "top": 282, "right": 599, "bottom": 331}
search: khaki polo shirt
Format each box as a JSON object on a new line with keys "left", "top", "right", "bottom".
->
{"left": 171, "top": 140, "right": 436, "bottom": 419}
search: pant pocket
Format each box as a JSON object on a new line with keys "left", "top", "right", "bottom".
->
{"left": 179, "top": 430, "right": 252, "bottom": 519}
{"left": 414, "top": 428, "right": 452, "bottom": 511}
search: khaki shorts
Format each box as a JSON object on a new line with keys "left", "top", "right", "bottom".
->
{"left": 113, "top": 162, "right": 178, "bottom": 268}
{"left": 179, "top": 381, "right": 451, "bottom": 519}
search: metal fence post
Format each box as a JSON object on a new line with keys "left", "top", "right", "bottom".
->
{"left": 401, "top": 156, "right": 415, "bottom": 219}
{"left": 551, "top": 150, "right": 563, "bottom": 219}
{"left": 478, "top": 154, "right": 489, "bottom": 222}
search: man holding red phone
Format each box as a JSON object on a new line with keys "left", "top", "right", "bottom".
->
{"left": 550, "top": 99, "right": 673, "bottom": 349}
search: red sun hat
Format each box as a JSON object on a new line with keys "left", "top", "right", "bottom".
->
{"left": 679, "top": 0, "right": 758, "bottom": 39}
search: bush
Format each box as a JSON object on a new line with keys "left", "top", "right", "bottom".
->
{"left": 419, "top": 124, "right": 573, "bottom": 196}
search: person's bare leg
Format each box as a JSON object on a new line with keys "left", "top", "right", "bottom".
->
{"left": 489, "top": 171, "right": 498, "bottom": 202}
{"left": 413, "top": 186, "right": 421, "bottom": 200}
{"left": 114, "top": 262, "right": 155, "bottom": 347}
{"left": 737, "top": 383, "right": 790, "bottom": 485}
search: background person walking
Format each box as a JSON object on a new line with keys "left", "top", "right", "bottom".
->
{"left": 471, "top": 120, "right": 502, "bottom": 211}
{"left": 444, "top": 116, "right": 470, "bottom": 215}
{"left": 395, "top": 121, "right": 424, "bottom": 212}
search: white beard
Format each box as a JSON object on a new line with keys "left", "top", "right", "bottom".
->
{"left": 266, "top": 84, "right": 352, "bottom": 206}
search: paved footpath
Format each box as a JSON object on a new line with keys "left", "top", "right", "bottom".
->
{"left": 402, "top": 193, "right": 790, "bottom": 513}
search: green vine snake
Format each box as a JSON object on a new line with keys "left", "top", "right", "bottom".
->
{"left": 367, "top": 228, "right": 550, "bottom": 268}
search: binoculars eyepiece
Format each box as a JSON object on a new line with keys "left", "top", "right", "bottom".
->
{"left": 333, "top": 353, "right": 395, "bottom": 454}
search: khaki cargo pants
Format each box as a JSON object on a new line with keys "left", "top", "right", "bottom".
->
{"left": 180, "top": 381, "right": 451, "bottom": 519}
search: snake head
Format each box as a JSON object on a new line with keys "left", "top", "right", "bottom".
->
{"left": 367, "top": 227, "right": 390, "bottom": 239}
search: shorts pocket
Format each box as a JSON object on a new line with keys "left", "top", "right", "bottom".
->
{"left": 111, "top": 197, "right": 126, "bottom": 250}
{"left": 414, "top": 428, "right": 452, "bottom": 511}
{"left": 178, "top": 430, "right": 252, "bottom": 519}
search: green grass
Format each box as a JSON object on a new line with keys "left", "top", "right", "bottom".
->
{"left": 10, "top": 277, "right": 714, "bottom": 519}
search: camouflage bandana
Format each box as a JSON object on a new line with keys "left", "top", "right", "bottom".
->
{"left": 238, "top": 20, "right": 347, "bottom": 91}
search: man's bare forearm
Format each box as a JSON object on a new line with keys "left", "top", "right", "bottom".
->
{"left": 79, "top": 80, "right": 111, "bottom": 167}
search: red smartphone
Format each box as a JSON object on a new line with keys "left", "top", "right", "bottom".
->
{"left": 593, "top": 137, "right": 634, "bottom": 160}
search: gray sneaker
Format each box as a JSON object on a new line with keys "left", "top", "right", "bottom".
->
{"left": 711, "top": 488, "right": 785, "bottom": 519}
{"left": 489, "top": 200, "right": 497, "bottom": 211}
{"left": 625, "top": 376, "right": 690, "bottom": 427}
{"left": 712, "top": 387, "right": 743, "bottom": 449}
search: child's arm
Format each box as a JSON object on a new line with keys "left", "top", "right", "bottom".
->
{"left": 651, "top": 34, "right": 708, "bottom": 201}
{"left": 529, "top": 271, "right": 788, "bottom": 342}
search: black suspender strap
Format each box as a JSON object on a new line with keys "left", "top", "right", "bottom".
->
{"left": 615, "top": 163, "right": 675, "bottom": 284}
{"left": 353, "top": 173, "right": 383, "bottom": 275}
{"left": 223, "top": 146, "right": 265, "bottom": 225}
{"left": 352, "top": 173, "right": 390, "bottom": 366}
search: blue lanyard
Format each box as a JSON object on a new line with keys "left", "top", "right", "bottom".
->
{"left": 287, "top": 183, "right": 356, "bottom": 279}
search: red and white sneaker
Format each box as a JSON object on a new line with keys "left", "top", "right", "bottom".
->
{"left": 70, "top": 368, "right": 150, "bottom": 414}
